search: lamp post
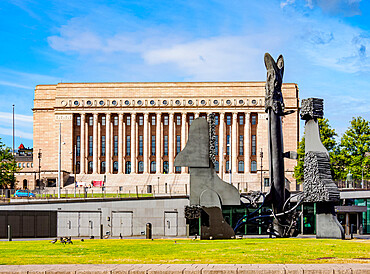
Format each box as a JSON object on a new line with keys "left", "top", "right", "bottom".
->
{"left": 260, "top": 148, "right": 263, "bottom": 192}
{"left": 74, "top": 145, "right": 77, "bottom": 197}
{"left": 227, "top": 142, "right": 231, "bottom": 184}
{"left": 38, "top": 149, "right": 42, "bottom": 189}
{"left": 58, "top": 123, "right": 61, "bottom": 198}
{"left": 12, "top": 104, "right": 15, "bottom": 189}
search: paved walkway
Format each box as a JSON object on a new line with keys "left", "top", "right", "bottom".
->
{"left": 0, "top": 264, "right": 369, "bottom": 273}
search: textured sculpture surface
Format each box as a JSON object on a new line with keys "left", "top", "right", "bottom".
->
{"left": 300, "top": 98, "right": 324, "bottom": 121}
{"left": 304, "top": 152, "right": 340, "bottom": 202}
{"left": 302, "top": 97, "right": 344, "bottom": 239}
{"left": 175, "top": 116, "right": 240, "bottom": 239}
{"left": 264, "top": 53, "right": 285, "bottom": 116}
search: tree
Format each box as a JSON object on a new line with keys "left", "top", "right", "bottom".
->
{"left": 294, "top": 118, "right": 338, "bottom": 183}
{"left": 0, "top": 139, "right": 18, "bottom": 188}
{"left": 335, "top": 117, "right": 370, "bottom": 180}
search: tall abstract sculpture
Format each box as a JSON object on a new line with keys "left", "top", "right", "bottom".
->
{"left": 264, "top": 53, "right": 297, "bottom": 237}
{"left": 175, "top": 114, "right": 240, "bottom": 239}
{"left": 301, "top": 98, "right": 344, "bottom": 239}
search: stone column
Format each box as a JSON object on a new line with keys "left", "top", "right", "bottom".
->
{"left": 131, "top": 113, "right": 137, "bottom": 174}
{"left": 106, "top": 113, "right": 111, "bottom": 174}
{"left": 93, "top": 113, "right": 98, "bottom": 174}
{"left": 168, "top": 112, "right": 174, "bottom": 174}
{"left": 232, "top": 112, "right": 238, "bottom": 174}
{"left": 80, "top": 113, "right": 86, "bottom": 174}
{"left": 156, "top": 113, "right": 161, "bottom": 174}
{"left": 244, "top": 112, "right": 250, "bottom": 173}
{"left": 219, "top": 112, "right": 225, "bottom": 179}
{"left": 122, "top": 115, "right": 126, "bottom": 172}
{"left": 181, "top": 112, "right": 187, "bottom": 173}
{"left": 143, "top": 113, "right": 149, "bottom": 174}
{"left": 118, "top": 113, "right": 123, "bottom": 174}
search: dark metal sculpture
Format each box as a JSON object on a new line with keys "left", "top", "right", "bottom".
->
{"left": 301, "top": 98, "right": 344, "bottom": 239}
{"left": 175, "top": 114, "right": 240, "bottom": 239}
{"left": 264, "top": 53, "right": 297, "bottom": 237}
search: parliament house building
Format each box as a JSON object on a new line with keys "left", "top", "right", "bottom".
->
{"left": 26, "top": 82, "right": 299, "bottom": 193}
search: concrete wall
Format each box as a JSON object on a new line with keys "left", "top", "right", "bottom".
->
{"left": 0, "top": 197, "right": 189, "bottom": 238}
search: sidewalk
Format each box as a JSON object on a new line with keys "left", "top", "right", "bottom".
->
{"left": 0, "top": 264, "right": 369, "bottom": 273}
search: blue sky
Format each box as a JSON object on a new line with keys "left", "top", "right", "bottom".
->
{"left": 1, "top": 0, "right": 370, "bottom": 149}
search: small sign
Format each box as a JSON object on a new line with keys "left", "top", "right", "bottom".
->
{"left": 55, "top": 114, "right": 72, "bottom": 120}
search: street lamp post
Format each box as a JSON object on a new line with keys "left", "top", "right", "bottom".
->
{"left": 74, "top": 145, "right": 77, "bottom": 197}
{"left": 38, "top": 149, "right": 42, "bottom": 189}
{"left": 260, "top": 148, "right": 263, "bottom": 192}
{"left": 12, "top": 104, "right": 15, "bottom": 189}
{"left": 58, "top": 123, "right": 61, "bottom": 199}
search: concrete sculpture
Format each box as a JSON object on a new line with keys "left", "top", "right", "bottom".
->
{"left": 175, "top": 114, "right": 240, "bottom": 239}
{"left": 264, "top": 53, "right": 297, "bottom": 237}
{"left": 301, "top": 98, "right": 344, "bottom": 239}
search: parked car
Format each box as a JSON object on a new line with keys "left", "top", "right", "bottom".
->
{"left": 14, "top": 190, "right": 36, "bottom": 198}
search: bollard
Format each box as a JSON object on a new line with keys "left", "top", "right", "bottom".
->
{"left": 8, "top": 225, "right": 12, "bottom": 241}
{"left": 100, "top": 224, "right": 104, "bottom": 239}
{"left": 84, "top": 187, "right": 87, "bottom": 198}
{"left": 350, "top": 224, "right": 354, "bottom": 239}
{"left": 146, "top": 223, "right": 152, "bottom": 239}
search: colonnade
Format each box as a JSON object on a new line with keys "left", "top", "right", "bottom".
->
{"left": 75, "top": 111, "right": 256, "bottom": 176}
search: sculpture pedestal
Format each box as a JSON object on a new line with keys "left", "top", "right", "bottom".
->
{"left": 316, "top": 202, "right": 344, "bottom": 239}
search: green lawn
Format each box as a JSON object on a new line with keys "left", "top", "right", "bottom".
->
{"left": 0, "top": 238, "right": 369, "bottom": 264}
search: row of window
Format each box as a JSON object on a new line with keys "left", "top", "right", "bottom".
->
{"left": 76, "top": 114, "right": 258, "bottom": 127}
{"left": 17, "top": 163, "right": 33, "bottom": 168}
{"left": 80, "top": 159, "right": 258, "bottom": 174}
{"left": 78, "top": 134, "right": 257, "bottom": 157}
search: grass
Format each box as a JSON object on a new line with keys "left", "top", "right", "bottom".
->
{"left": 0, "top": 238, "right": 369, "bottom": 265}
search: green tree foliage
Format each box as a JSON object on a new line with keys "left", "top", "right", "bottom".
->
{"left": 0, "top": 139, "right": 17, "bottom": 188}
{"left": 335, "top": 117, "right": 370, "bottom": 180}
{"left": 294, "top": 118, "right": 337, "bottom": 183}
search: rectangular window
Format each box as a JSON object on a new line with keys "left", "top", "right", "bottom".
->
{"left": 76, "top": 116, "right": 81, "bottom": 126}
{"left": 239, "top": 135, "right": 244, "bottom": 156}
{"left": 127, "top": 116, "right": 131, "bottom": 126}
{"left": 176, "top": 135, "right": 181, "bottom": 154}
{"left": 101, "top": 136, "right": 106, "bottom": 156}
{"left": 226, "top": 115, "right": 231, "bottom": 125}
{"left": 215, "top": 115, "right": 219, "bottom": 125}
{"left": 164, "top": 116, "right": 169, "bottom": 126}
{"left": 76, "top": 136, "right": 80, "bottom": 156}
{"left": 139, "top": 135, "right": 143, "bottom": 156}
{"left": 264, "top": 178, "right": 270, "bottom": 187}
{"left": 176, "top": 115, "right": 181, "bottom": 125}
{"left": 126, "top": 136, "right": 131, "bottom": 156}
{"left": 89, "top": 136, "right": 93, "bottom": 156}
{"left": 139, "top": 116, "right": 143, "bottom": 126}
{"left": 164, "top": 135, "right": 168, "bottom": 156}
{"left": 251, "top": 115, "right": 257, "bottom": 125}
{"left": 151, "top": 135, "right": 155, "bottom": 156}
{"left": 226, "top": 135, "right": 230, "bottom": 155}
{"left": 89, "top": 116, "right": 93, "bottom": 126}
{"left": 114, "top": 116, "right": 118, "bottom": 126}
{"left": 151, "top": 116, "right": 156, "bottom": 126}
{"left": 252, "top": 135, "right": 256, "bottom": 156}
{"left": 102, "top": 116, "right": 106, "bottom": 126}
{"left": 189, "top": 115, "right": 194, "bottom": 125}
{"left": 215, "top": 135, "right": 219, "bottom": 155}
{"left": 114, "top": 135, "right": 118, "bottom": 156}
{"left": 239, "top": 115, "right": 244, "bottom": 125}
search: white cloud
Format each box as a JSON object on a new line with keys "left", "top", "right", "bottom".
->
{"left": 0, "top": 127, "right": 33, "bottom": 140}
{"left": 143, "top": 36, "right": 272, "bottom": 80}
